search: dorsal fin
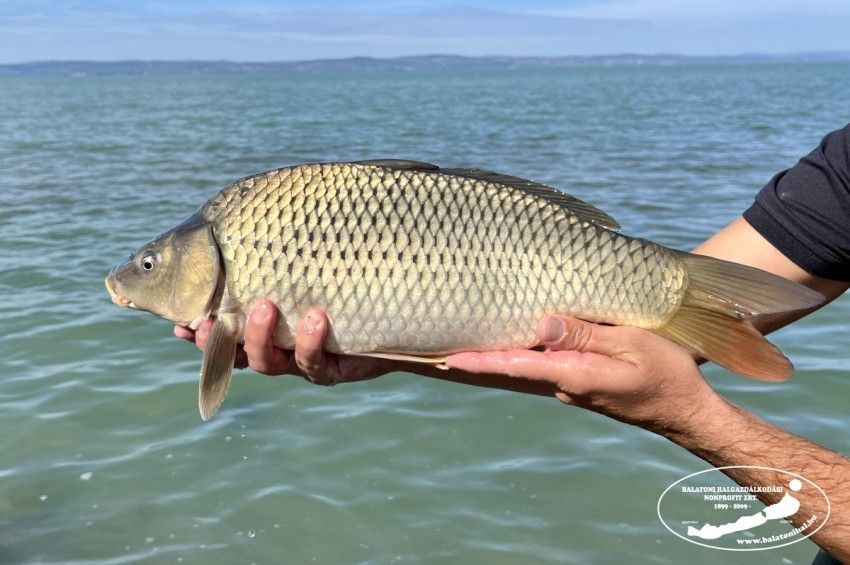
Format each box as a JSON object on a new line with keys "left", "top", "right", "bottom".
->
{"left": 440, "top": 168, "right": 621, "bottom": 231}
{"left": 351, "top": 160, "right": 621, "bottom": 231}
{"left": 352, "top": 159, "right": 440, "bottom": 171}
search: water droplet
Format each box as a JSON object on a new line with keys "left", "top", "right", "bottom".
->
{"left": 248, "top": 529, "right": 256, "bottom": 539}
{"left": 145, "top": 537, "right": 155, "bottom": 543}
{"left": 225, "top": 436, "right": 232, "bottom": 442}
{"left": 242, "top": 455, "right": 248, "bottom": 460}
{"left": 165, "top": 453, "right": 173, "bottom": 459}
{"left": 39, "top": 495, "right": 48, "bottom": 501}
{"left": 273, "top": 523, "right": 280, "bottom": 529}
{"left": 80, "top": 471, "right": 93, "bottom": 481}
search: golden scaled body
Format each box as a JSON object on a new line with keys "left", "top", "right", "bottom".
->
{"left": 106, "top": 159, "right": 822, "bottom": 419}
{"left": 203, "top": 162, "right": 687, "bottom": 356}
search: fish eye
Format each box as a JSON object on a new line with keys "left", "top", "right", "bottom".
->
{"left": 141, "top": 255, "right": 156, "bottom": 271}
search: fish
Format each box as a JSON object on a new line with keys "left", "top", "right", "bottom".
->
{"left": 105, "top": 160, "right": 823, "bottom": 420}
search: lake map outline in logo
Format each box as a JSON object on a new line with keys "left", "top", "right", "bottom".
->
{"left": 657, "top": 465, "right": 830, "bottom": 551}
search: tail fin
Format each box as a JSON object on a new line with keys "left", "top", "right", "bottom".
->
{"left": 651, "top": 253, "right": 824, "bottom": 381}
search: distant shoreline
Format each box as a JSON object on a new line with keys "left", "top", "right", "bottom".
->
{"left": 3, "top": 53, "right": 850, "bottom": 77}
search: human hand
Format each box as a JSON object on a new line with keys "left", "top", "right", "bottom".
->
{"left": 175, "top": 305, "right": 723, "bottom": 435}
{"left": 174, "top": 299, "right": 400, "bottom": 386}
{"left": 445, "top": 316, "right": 724, "bottom": 436}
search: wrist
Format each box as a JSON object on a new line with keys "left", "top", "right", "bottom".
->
{"left": 655, "top": 384, "right": 734, "bottom": 449}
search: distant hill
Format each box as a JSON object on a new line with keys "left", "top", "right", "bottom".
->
{"left": 3, "top": 53, "right": 850, "bottom": 76}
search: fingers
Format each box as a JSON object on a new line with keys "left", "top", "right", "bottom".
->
{"left": 555, "top": 391, "right": 576, "bottom": 406}
{"left": 193, "top": 318, "right": 215, "bottom": 351}
{"left": 179, "top": 321, "right": 246, "bottom": 370}
{"left": 446, "top": 349, "right": 600, "bottom": 383}
{"left": 445, "top": 316, "right": 625, "bottom": 381}
{"left": 177, "top": 307, "right": 287, "bottom": 372}
{"left": 445, "top": 344, "right": 639, "bottom": 402}
{"left": 174, "top": 325, "right": 195, "bottom": 341}
{"left": 294, "top": 308, "right": 335, "bottom": 385}
{"left": 243, "top": 300, "right": 291, "bottom": 375}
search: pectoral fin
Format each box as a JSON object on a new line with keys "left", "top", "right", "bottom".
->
{"left": 199, "top": 314, "right": 239, "bottom": 421}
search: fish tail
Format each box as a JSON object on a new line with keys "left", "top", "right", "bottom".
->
{"left": 650, "top": 253, "right": 824, "bottom": 381}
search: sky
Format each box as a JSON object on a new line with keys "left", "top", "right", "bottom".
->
{"left": 2, "top": 0, "right": 850, "bottom": 63}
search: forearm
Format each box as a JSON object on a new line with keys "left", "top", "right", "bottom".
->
{"left": 693, "top": 217, "right": 849, "bottom": 336}
{"left": 663, "top": 392, "right": 850, "bottom": 560}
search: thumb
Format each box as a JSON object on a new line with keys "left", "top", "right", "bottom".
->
{"left": 537, "top": 315, "right": 626, "bottom": 356}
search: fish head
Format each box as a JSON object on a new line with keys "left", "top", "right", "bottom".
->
{"left": 105, "top": 215, "right": 221, "bottom": 326}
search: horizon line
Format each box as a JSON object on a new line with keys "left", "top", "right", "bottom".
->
{"left": 4, "top": 50, "right": 850, "bottom": 67}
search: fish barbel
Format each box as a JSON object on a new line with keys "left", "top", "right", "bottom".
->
{"left": 105, "top": 160, "right": 823, "bottom": 420}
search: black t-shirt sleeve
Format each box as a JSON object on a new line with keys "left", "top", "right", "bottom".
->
{"left": 743, "top": 124, "right": 850, "bottom": 282}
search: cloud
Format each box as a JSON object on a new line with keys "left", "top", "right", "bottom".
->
{"left": 531, "top": 0, "right": 850, "bottom": 22}
{"left": 0, "top": 7, "right": 653, "bottom": 62}
{"left": 1, "top": 2, "right": 850, "bottom": 62}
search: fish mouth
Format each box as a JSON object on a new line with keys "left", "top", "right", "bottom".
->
{"left": 105, "top": 275, "right": 136, "bottom": 309}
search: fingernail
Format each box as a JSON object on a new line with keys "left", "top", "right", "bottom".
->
{"left": 303, "top": 311, "right": 321, "bottom": 335}
{"left": 254, "top": 301, "right": 271, "bottom": 323}
{"left": 444, "top": 353, "right": 477, "bottom": 372}
{"left": 542, "top": 318, "right": 564, "bottom": 344}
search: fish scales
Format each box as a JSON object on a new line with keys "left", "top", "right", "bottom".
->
{"left": 203, "top": 163, "right": 685, "bottom": 355}
{"left": 106, "top": 159, "right": 823, "bottom": 419}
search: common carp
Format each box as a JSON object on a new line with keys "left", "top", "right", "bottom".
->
{"left": 105, "top": 160, "right": 823, "bottom": 420}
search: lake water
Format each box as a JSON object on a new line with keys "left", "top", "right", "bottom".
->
{"left": 1, "top": 63, "right": 849, "bottom": 564}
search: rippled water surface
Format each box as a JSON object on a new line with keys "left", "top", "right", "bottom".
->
{"left": 1, "top": 64, "right": 849, "bottom": 563}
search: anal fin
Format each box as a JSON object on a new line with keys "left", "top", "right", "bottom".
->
{"left": 355, "top": 352, "right": 448, "bottom": 365}
{"left": 199, "top": 314, "right": 239, "bottom": 421}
